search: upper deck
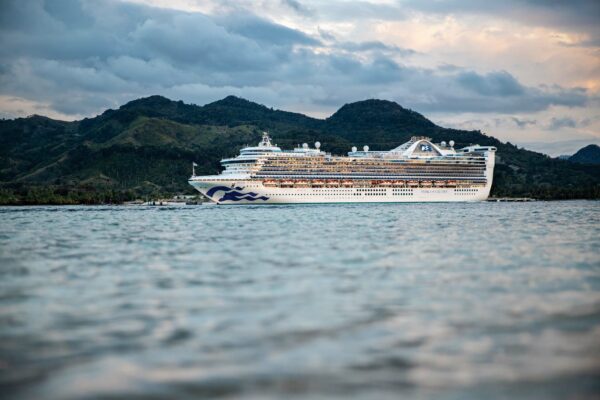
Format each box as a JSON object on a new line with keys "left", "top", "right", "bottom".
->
{"left": 210, "top": 133, "right": 495, "bottom": 181}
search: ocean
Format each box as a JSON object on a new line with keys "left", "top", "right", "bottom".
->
{"left": 0, "top": 201, "right": 599, "bottom": 399}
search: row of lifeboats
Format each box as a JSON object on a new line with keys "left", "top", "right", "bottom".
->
{"left": 262, "top": 179, "right": 460, "bottom": 188}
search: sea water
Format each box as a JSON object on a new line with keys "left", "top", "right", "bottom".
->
{"left": 0, "top": 201, "right": 599, "bottom": 399}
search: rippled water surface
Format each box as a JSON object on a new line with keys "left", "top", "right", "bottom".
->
{"left": 0, "top": 201, "right": 599, "bottom": 399}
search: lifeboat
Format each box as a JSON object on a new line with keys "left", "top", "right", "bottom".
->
{"left": 311, "top": 180, "right": 325, "bottom": 187}
{"left": 380, "top": 181, "right": 392, "bottom": 187}
{"left": 392, "top": 180, "right": 405, "bottom": 187}
{"left": 342, "top": 180, "right": 354, "bottom": 187}
{"left": 446, "top": 180, "right": 457, "bottom": 187}
{"left": 326, "top": 180, "right": 340, "bottom": 187}
{"left": 263, "top": 179, "right": 277, "bottom": 187}
{"left": 421, "top": 180, "right": 433, "bottom": 187}
{"left": 294, "top": 180, "right": 310, "bottom": 187}
{"left": 433, "top": 180, "right": 444, "bottom": 187}
{"left": 280, "top": 180, "right": 294, "bottom": 187}
{"left": 407, "top": 180, "right": 419, "bottom": 187}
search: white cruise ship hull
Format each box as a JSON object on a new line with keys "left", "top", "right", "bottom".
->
{"left": 189, "top": 179, "right": 491, "bottom": 204}
{"left": 189, "top": 133, "right": 496, "bottom": 204}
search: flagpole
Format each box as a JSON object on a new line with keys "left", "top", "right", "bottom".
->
{"left": 192, "top": 162, "right": 196, "bottom": 177}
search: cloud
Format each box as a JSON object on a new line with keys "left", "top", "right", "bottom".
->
{"left": 0, "top": 0, "right": 595, "bottom": 121}
{"left": 316, "top": 1, "right": 407, "bottom": 21}
{"left": 511, "top": 117, "right": 537, "bottom": 128}
{"left": 280, "top": 0, "right": 313, "bottom": 16}
{"left": 402, "top": 0, "right": 600, "bottom": 38}
{"left": 216, "top": 13, "right": 321, "bottom": 46}
{"left": 457, "top": 71, "right": 524, "bottom": 96}
{"left": 547, "top": 117, "right": 578, "bottom": 130}
{"left": 402, "top": 69, "right": 589, "bottom": 114}
{"left": 317, "top": 26, "right": 336, "bottom": 41}
{"left": 337, "top": 41, "right": 417, "bottom": 56}
{"left": 517, "top": 138, "right": 600, "bottom": 157}
{"left": 130, "top": 14, "right": 282, "bottom": 71}
{"left": 402, "top": 0, "right": 600, "bottom": 47}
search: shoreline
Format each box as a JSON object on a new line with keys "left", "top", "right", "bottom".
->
{"left": 4, "top": 198, "right": 600, "bottom": 206}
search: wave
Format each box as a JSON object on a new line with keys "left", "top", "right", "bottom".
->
{"left": 206, "top": 186, "right": 269, "bottom": 202}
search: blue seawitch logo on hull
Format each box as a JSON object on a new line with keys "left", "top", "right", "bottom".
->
{"left": 206, "top": 186, "right": 269, "bottom": 202}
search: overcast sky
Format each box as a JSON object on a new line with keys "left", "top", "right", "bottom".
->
{"left": 1, "top": 0, "right": 598, "bottom": 155}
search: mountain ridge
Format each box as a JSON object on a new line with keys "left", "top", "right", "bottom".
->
{"left": 1, "top": 95, "right": 599, "bottom": 204}
{"left": 569, "top": 144, "right": 600, "bottom": 165}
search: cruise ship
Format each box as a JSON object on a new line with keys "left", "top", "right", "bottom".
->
{"left": 189, "top": 133, "right": 496, "bottom": 204}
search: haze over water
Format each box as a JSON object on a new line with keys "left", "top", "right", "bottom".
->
{"left": 1, "top": 201, "right": 599, "bottom": 399}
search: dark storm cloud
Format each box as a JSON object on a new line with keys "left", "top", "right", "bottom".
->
{"left": 130, "top": 13, "right": 281, "bottom": 70}
{"left": 0, "top": 0, "right": 594, "bottom": 118}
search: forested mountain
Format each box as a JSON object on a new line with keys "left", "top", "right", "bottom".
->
{"left": 569, "top": 144, "right": 600, "bottom": 165}
{"left": 1, "top": 95, "right": 599, "bottom": 204}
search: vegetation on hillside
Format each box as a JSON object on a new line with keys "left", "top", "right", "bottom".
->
{"left": 569, "top": 144, "right": 600, "bottom": 165}
{"left": 1, "top": 95, "right": 599, "bottom": 204}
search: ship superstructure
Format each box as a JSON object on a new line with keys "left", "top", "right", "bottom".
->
{"left": 189, "top": 133, "right": 496, "bottom": 204}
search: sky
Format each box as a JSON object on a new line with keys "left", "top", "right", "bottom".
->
{"left": 0, "top": 0, "right": 598, "bottom": 155}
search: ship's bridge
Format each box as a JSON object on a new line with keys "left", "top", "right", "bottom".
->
{"left": 220, "top": 132, "right": 282, "bottom": 175}
{"left": 222, "top": 133, "right": 281, "bottom": 161}
{"left": 238, "top": 132, "right": 282, "bottom": 156}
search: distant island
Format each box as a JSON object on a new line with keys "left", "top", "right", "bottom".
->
{"left": 1, "top": 95, "right": 599, "bottom": 204}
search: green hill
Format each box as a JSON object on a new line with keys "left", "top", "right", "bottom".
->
{"left": 569, "top": 144, "right": 600, "bottom": 165}
{"left": 1, "top": 95, "right": 599, "bottom": 204}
